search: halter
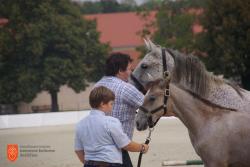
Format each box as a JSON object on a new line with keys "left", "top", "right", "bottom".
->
{"left": 136, "top": 48, "right": 171, "bottom": 167}
{"left": 138, "top": 48, "right": 171, "bottom": 128}
{"left": 130, "top": 73, "right": 147, "bottom": 94}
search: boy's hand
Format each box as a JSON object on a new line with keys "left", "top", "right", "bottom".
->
{"left": 141, "top": 144, "right": 149, "bottom": 153}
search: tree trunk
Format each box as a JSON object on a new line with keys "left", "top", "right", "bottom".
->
{"left": 242, "top": 74, "right": 250, "bottom": 91}
{"left": 0, "top": 104, "right": 17, "bottom": 114}
{"left": 50, "top": 91, "right": 59, "bottom": 112}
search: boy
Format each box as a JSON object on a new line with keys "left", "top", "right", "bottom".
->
{"left": 75, "top": 86, "right": 149, "bottom": 167}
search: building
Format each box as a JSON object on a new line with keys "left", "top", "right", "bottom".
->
{"left": 84, "top": 11, "right": 156, "bottom": 67}
{"left": 1, "top": 11, "right": 156, "bottom": 113}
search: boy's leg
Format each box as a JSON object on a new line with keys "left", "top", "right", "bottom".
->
{"left": 122, "top": 149, "right": 133, "bottom": 167}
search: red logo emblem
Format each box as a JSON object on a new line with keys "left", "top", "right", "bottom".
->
{"left": 7, "top": 144, "right": 18, "bottom": 162}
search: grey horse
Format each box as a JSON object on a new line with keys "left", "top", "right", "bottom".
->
{"left": 133, "top": 41, "right": 250, "bottom": 166}
{"left": 136, "top": 77, "right": 250, "bottom": 167}
{"left": 129, "top": 39, "right": 250, "bottom": 112}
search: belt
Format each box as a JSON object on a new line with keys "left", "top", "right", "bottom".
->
{"left": 85, "top": 160, "right": 122, "bottom": 167}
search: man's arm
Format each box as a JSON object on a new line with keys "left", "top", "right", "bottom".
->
{"left": 75, "top": 150, "right": 85, "bottom": 164}
{"left": 123, "top": 84, "right": 144, "bottom": 108}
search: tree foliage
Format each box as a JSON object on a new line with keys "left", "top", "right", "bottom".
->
{"left": 79, "top": 0, "right": 136, "bottom": 14}
{"left": 200, "top": 0, "right": 250, "bottom": 90}
{"left": 78, "top": 0, "right": 163, "bottom": 14}
{"left": 0, "top": 0, "right": 109, "bottom": 111}
{"left": 153, "top": 0, "right": 204, "bottom": 53}
{"left": 152, "top": 0, "right": 250, "bottom": 89}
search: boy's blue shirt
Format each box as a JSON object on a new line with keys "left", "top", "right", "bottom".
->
{"left": 95, "top": 76, "right": 144, "bottom": 139}
{"left": 75, "top": 109, "right": 131, "bottom": 163}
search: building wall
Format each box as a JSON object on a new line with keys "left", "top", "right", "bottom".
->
{"left": 18, "top": 84, "right": 94, "bottom": 113}
{"left": 17, "top": 47, "right": 141, "bottom": 114}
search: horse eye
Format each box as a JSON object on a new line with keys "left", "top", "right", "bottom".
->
{"left": 149, "top": 95, "right": 156, "bottom": 101}
{"left": 141, "top": 63, "right": 148, "bottom": 69}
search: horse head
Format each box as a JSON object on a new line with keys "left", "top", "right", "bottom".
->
{"left": 136, "top": 79, "right": 173, "bottom": 131}
{"left": 129, "top": 39, "right": 175, "bottom": 93}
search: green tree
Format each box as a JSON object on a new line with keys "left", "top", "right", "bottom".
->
{"left": 101, "top": 0, "right": 120, "bottom": 13}
{"left": 79, "top": 1, "right": 103, "bottom": 14}
{"left": 79, "top": 0, "right": 135, "bottom": 14}
{"left": 200, "top": 0, "right": 250, "bottom": 90}
{"left": 153, "top": 0, "right": 202, "bottom": 53}
{"left": 139, "top": 0, "right": 161, "bottom": 11}
{"left": 121, "top": 0, "right": 137, "bottom": 6}
{"left": 0, "top": 0, "right": 109, "bottom": 112}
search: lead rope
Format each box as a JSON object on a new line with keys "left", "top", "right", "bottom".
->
{"left": 137, "top": 127, "right": 154, "bottom": 167}
{"left": 137, "top": 48, "right": 170, "bottom": 167}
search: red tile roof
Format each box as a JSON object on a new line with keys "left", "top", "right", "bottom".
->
{"left": 187, "top": 8, "right": 204, "bottom": 34}
{"left": 186, "top": 8, "right": 204, "bottom": 16}
{"left": 192, "top": 23, "right": 203, "bottom": 34}
{"left": 0, "top": 18, "right": 8, "bottom": 26}
{"left": 84, "top": 11, "right": 156, "bottom": 48}
{"left": 84, "top": 10, "right": 204, "bottom": 65}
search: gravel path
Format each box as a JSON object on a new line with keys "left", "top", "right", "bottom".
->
{"left": 0, "top": 118, "right": 203, "bottom": 167}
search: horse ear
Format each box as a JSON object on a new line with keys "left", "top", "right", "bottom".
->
{"left": 147, "top": 39, "right": 157, "bottom": 52}
{"left": 144, "top": 38, "right": 151, "bottom": 51}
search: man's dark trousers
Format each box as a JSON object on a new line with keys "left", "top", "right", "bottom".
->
{"left": 122, "top": 149, "right": 133, "bottom": 167}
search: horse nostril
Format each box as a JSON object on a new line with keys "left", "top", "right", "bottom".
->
{"left": 149, "top": 95, "right": 156, "bottom": 101}
{"left": 141, "top": 63, "right": 148, "bottom": 69}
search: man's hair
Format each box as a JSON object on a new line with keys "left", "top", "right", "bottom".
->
{"left": 105, "top": 52, "right": 132, "bottom": 76}
{"left": 89, "top": 86, "right": 115, "bottom": 108}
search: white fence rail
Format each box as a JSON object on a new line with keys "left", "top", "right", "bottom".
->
{"left": 0, "top": 111, "right": 176, "bottom": 129}
{"left": 0, "top": 110, "right": 90, "bottom": 129}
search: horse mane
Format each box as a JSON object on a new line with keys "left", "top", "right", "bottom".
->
{"left": 169, "top": 50, "right": 242, "bottom": 98}
{"left": 177, "top": 85, "right": 237, "bottom": 112}
{"left": 147, "top": 78, "right": 237, "bottom": 112}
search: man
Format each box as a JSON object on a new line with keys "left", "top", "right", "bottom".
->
{"left": 95, "top": 53, "right": 144, "bottom": 167}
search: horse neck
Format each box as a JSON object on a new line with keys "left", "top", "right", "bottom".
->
{"left": 169, "top": 84, "right": 209, "bottom": 135}
{"left": 207, "top": 82, "right": 246, "bottom": 111}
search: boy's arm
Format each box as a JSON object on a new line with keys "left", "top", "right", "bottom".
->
{"left": 123, "top": 142, "right": 149, "bottom": 153}
{"left": 108, "top": 119, "right": 149, "bottom": 153}
{"left": 75, "top": 150, "right": 85, "bottom": 164}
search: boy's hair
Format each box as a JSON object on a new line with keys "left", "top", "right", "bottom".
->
{"left": 105, "top": 52, "right": 132, "bottom": 76}
{"left": 89, "top": 86, "right": 115, "bottom": 108}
